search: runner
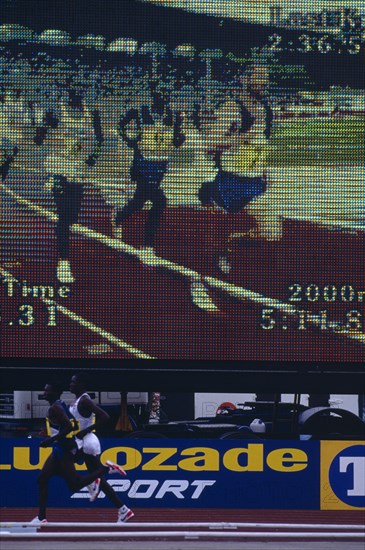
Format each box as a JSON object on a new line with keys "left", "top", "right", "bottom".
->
{"left": 190, "top": 65, "right": 273, "bottom": 310}
{"left": 115, "top": 88, "right": 185, "bottom": 264}
{"left": 205, "top": 64, "right": 272, "bottom": 262}
{"left": 43, "top": 92, "right": 103, "bottom": 283}
{"left": 31, "top": 381, "right": 123, "bottom": 524}
{"left": 0, "top": 84, "right": 30, "bottom": 180}
{"left": 69, "top": 373, "right": 134, "bottom": 523}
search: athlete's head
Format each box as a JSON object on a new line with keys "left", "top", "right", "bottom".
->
{"left": 43, "top": 381, "right": 63, "bottom": 403}
{"left": 69, "top": 373, "right": 88, "bottom": 395}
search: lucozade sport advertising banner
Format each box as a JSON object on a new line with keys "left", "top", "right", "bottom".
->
{"left": 0, "top": 438, "right": 364, "bottom": 510}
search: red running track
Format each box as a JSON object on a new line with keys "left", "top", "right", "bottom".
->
{"left": 1, "top": 506, "right": 364, "bottom": 524}
{"left": 1, "top": 186, "right": 365, "bottom": 361}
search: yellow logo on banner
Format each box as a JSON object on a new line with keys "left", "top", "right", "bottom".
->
{"left": 1, "top": 445, "right": 309, "bottom": 473}
{"left": 320, "top": 441, "right": 365, "bottom": 510}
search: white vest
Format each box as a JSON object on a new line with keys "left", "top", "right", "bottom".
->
{"left": 69, "top": 393, "right": 101, "bottom": 456}
{"left": 69, "top": 393, "right": 94, "bottom": 431}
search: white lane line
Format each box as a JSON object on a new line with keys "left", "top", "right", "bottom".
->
{"left": 2, "top": 184, "right": 365, "bottom": 345}
{"left": 42, "top": 298, "right": 156, "bottom": 359}
{"left": 2, "top": 521, "right": 363, "bottom": 530}
{"left": 0, "top": 268, "right": 155, "bottom": 359}
{"left": 286, "top": 214, "right": 365, "bottom": 231}
{"left": 2, "top": 184, "right": 58, "bottom": 221}
{"left": 0, "top": 531, "right": 364, "bottom": 540}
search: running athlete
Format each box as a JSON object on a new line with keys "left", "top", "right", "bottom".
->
{"left": 69, "top": 374, "right": 134, "bottom": 523}
{"left": 0, "top": 85, "right": 30, "bottom": 180}
{"left": 208, "top": 65, "right": 272, "bottom": 268}
{"left": 190, "top": 65, "right": 272, "bottom": 310}
{"left": 200, "top": 66, "right": 272, "bottom": 213}
{"left": 31, "top": 381, "right": 122, "bottom": 524}
{"left": 115, "top": 90, "right": 185, "bottom": 264}
{"left": 0, "top": 136, "right": 18, "bottom": 181}
{"left": 43, "top": 93, "right": 103, "bottom": 283}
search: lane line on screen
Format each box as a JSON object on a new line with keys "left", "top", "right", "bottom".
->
{"left": 286, "top": 214, "right": 365, "bottom": 231}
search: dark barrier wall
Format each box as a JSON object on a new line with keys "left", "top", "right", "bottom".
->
{"left": 0, "top": 438, "right": 364, "bottom": 510}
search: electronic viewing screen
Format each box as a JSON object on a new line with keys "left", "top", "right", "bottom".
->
{"left": 0, "top": 0, "right": 364, "bottom": 386}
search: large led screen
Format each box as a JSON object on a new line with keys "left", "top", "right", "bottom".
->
{"left": 0, "top": 0, "right": 364, "bottom": 380}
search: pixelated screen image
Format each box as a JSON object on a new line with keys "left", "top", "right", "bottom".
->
{"left": 0, "top": 0, "right": 364, "bottom": 367}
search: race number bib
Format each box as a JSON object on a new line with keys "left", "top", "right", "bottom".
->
{"left": 139, "top": 123, "right": 174, "bottom": 160}
{"left": 221, "top": 144, "right": 268, "bottom": 176}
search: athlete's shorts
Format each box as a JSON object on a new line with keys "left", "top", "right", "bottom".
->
{"left": 75, "top": 432, "right": 101, "bottom": 456}
{"left": 52, "top": 438, "right": 77, "bottom": 460}
{"left": 131, "top": 156, "right": 168, "bottom": 187}
{"left": 214, "top": 171, "right": 265, "bottom": 213}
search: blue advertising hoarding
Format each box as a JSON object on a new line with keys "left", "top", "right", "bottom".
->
{"left": 1, "top": 438, "right": 364, "bottom": 510}
{"left": 0, "top": 438, "right": 319, "bottom": 509}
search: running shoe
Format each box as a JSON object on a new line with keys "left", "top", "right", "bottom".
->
{"left": 87, "top": 478, "right": 101, "bottom": 502}
{"left": 218, "top": 255, "right": 231, "bottom": 274}
{"left": 57, "top": 259, "right": 75, "bottom": 284}
{"left": 105, "top": 460, "right": 127, "bottom": 476}
{"left": 117, "top": 506, "right": 134, "bottom": 523}
{"left": 88, "top": 477, "right": 101, "bottom": 501}
{"left": 30, "top": 516, "right": 48, "bottom": 525}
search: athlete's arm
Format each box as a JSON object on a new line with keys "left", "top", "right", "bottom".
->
{"left": 119, "top": 109, "right": 141, "bottom": 149}
{"left": 40, "top": 403, "right": 73, "bottom": 447}
{"left": 85, "top": 108, "right": 104, "bottom": 166}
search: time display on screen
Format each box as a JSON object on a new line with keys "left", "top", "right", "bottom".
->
{"left": 267, "top": 33, "right": 364, "bottom": 54}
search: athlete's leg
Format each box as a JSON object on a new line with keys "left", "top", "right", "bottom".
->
{"left": 216, "top": 177, "right": 266, "bottom": 272}
{"left": 53, "top": 176, "right": 84, "bottom": 260}
{"left": 37, "top": 453, "right": 58, "bottom": 521}
{"left": 143, "top": 187, "right": 166, "bottom": 247}
{"left": 243, "top": 174, "right": 283, "bottom": 242}
{"left": 83, "top": 453, "right": 123, "bottom": 508}
{"left": 190, "top": 176, "right": 221, "bottom": 311}
{"left": 114, "top": 184, "right": 147, "bottom": 227}
{"left": 60, "top": 451, "right": 107, "bottom": 493}
{"left": 53, "top": 176, "right": 83, "bottom": 283}
{"left": 0, "top": 145, "right": 18, "bottom": 181}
